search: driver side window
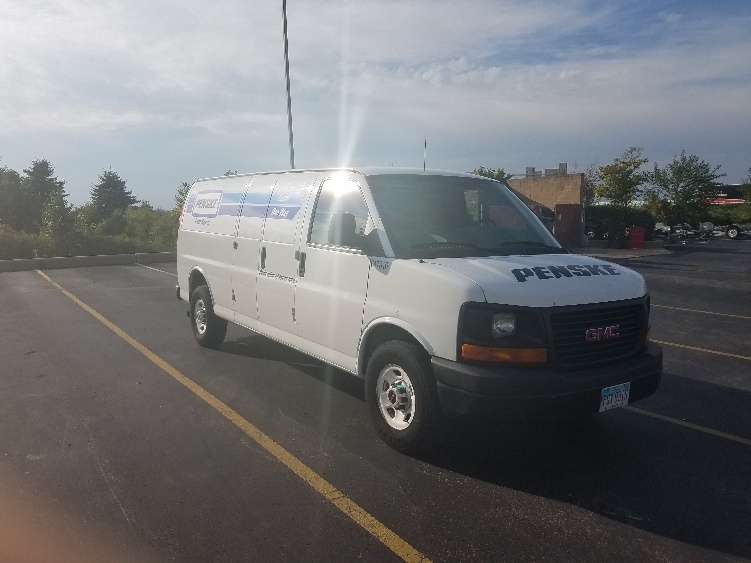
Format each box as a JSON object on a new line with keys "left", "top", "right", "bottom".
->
{"left": 308, "top": 178, "right": 371, "bottom": 248}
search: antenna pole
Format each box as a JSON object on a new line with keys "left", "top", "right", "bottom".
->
{"left": 282, "top": 0, "right": 295, "bottom": 169}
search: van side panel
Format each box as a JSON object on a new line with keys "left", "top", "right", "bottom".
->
{"left": 178, "top": 177, "right": 249, "bottom": 316}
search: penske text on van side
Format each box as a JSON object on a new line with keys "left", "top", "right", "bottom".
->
{"left": 176, "top": 168, "right": 662, "bottom": 452}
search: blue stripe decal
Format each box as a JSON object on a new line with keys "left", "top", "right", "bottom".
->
{"left": 241, "top": 204, "right": 268, "bottom": 218}
{"left": 185, "top": 190, "right": 300, "bottom": 220}
{"left": 218, "top": 203, "right": 241, "bottom": 216}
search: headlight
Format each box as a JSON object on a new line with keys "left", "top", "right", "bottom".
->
{"left": 492, "top": 313, "right": 516, "bottom": 337}
{"left": 459, "top": 304, "right": 547, "bottom": 365}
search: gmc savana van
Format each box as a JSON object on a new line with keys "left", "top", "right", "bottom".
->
{"left": 176, "top": 168, "right": 662, "bottom": 452}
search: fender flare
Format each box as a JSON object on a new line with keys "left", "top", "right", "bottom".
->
{"left": 357, "top": 316, "right": 436, "bottom": 378}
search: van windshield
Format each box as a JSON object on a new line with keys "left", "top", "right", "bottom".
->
{"left": 365, "top": 174, "right": 563, "bottom": 259}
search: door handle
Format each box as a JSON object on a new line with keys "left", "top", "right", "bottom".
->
{"left": 260, "top": 246, "right": 266, "bottom": 270}
{"left": 298, "top": 252, "right": 306, "bottom": 277}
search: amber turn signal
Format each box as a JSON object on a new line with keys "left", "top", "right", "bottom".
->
{"left": 461, "top": 344, "right": 547, "bottom": 363}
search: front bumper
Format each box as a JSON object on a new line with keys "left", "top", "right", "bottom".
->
{"left": 431, "top": 342, "right": 662, "bottom": 419}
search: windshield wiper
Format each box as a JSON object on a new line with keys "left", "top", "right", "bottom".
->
{"left": 480, "top": 241, "right": 569, "bottom": 254}
{"left": 411, "top": 241, "right": 477, "bottom": 249}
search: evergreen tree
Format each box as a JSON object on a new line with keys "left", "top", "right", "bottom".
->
{"left": 19, "top": 159, "right": 67, "bottom": 233}
{"left": 175, "top": 181, "right": 191, "bottom": 210}
{"left": 90, "top": 169, "right": 137, "bottom": 222}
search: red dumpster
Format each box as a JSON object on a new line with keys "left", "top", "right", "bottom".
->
{"left": 628, "top": 226, "right": 645, "bottom": 249}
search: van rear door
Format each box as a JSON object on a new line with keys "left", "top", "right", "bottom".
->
{"left": 231, "top": 175, "right": 277, "bottom": 327}
{"left": 255, "top": 173, "right": 317, "bottom": 337}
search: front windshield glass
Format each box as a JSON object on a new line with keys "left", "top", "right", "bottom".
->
{"left": 365, "top": 174, "right": 562, "bottom": 259}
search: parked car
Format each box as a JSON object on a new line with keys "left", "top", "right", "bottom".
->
{"left": 724, "top": 223, "right": 748, "bottom": 239}
{"left": 653, "top": 223, "right": 670, "bottom": 237}
{"left": 670, "top": 223, "right": 697, "bottom": 239}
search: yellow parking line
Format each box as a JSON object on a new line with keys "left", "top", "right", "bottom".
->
{"left": 36, "top": 270, "right": 431, "bottom": 563}
{"left": 136, "top": 263, "right": 177, "bottom": 277}
{"left": 652, "top": 339, "right": 751, "bottom": 362}
{"left": 625, "top": 406, "right": 751, "bottom": 447}
{"left": 652, "top": 304, "right": 751, "bottom": 320}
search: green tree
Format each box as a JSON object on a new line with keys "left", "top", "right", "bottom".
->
{"left": 73, "top": 202, "right": 99, "bottom": 235}
{"left": 175, "top": 181, "right": 191, "bottom": 209}
{"left": 18, "top": 159, "right": 67, "bottom": 233}
{"left": 471, "top": 166, "right": 513, "bottom": 182}
{"left": 125, "top": 205, "right": 177, "bottom": 250}
{"left": 645, "top": 151, "right": 725, "bottom": 225}
{"left": 90, "top": 169, "right": 137, "bottom": 222}
{"left": 40, "top": 188, "right": 74, "bottom": 256}
{"left": 0, "top": 163, "right": 23, "bottom": 230}
{"left": 595, "top": 147, "right": 649, "bottom": 207}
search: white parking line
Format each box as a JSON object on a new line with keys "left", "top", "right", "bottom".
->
{"left": 625, "top": 406, "right": 751, "bottom": 447}
{"left": 136, "top": 263, "right": 177, "bottom": 277}
{"left": 653, "top": 304, "right": 751, "bottom": 320}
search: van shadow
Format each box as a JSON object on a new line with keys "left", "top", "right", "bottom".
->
{"left": 220, "top": 334, "right": 365, "bottom": 402}
{"left": 421, "top": 371, "right": 751, "bottom": 559}
{"left": 216, "top": 335, "right": 751, "bottom": 559}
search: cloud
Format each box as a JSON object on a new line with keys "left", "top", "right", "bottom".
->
{"left": 1, "top": 0, "right": 750, "bottom": 208}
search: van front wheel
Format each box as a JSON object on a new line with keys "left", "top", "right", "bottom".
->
{"left": 190, "top": 285, "right": 227, "bottom": 348}
{"left": 365, "top": 341, "right": 441, "bottom": 454}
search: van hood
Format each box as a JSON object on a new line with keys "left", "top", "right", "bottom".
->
{"left": 426, "top": 253, "right": 647, "bottom": 307}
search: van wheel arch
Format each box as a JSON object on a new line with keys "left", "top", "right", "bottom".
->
{"left": 359, "top": 324, "right": 427, "bottom": 378}
{"left": 189, "top": 268, "right": 208, "bottom": 297}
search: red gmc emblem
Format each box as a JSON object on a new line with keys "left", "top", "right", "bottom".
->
{"left": 586, "top": 325, "right": 620, "bottom": 342}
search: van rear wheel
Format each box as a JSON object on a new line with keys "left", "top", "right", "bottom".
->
{"left": 365, "top": 340, "right": 441, "bottom": 454}
{"left": 190, "top": 285, "right": 227, "bottom": 348}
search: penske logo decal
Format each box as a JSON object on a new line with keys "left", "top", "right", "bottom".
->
{"left": 191, "top": 191, "right": 223, "bottom": 217}
{"left": 511, "top": 264, "right": 621, "bottom": 282}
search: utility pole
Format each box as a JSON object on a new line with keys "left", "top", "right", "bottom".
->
{"left": 282, "top": 0, "right": 295, "bottom": 169}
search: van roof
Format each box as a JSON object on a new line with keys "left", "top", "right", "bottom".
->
{"left": 195, "top": 167, "right": 482, "bottom": 184}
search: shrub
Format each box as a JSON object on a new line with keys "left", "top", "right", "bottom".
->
{"left": 0, "top": 226, "right": 51, "bottom": 259}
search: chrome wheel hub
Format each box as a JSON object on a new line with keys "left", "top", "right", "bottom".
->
{"left": 194, "top": 298, "right": 207, "bottom": 335}
{"left": 376, "top": 366, "right": 415, "bottom": 431}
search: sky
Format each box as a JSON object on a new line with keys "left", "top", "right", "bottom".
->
{"left": 1, "top": 0, "right": 750, "bottom": 210}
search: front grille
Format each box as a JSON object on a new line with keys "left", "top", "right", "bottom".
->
{"left": 549, "top": 303, "right": 645, "bottom": 370}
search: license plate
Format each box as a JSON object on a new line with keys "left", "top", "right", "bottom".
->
{"left": 599, "top": 382, "right": 630, "bottom": 412}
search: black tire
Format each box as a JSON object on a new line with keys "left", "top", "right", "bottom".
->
{"left": 726, "top": 225, "right": 740, "bottom": 240}
{"left": 190, "top": 285, "right": 228, "bottom": 348}
{"left": 365, "top": 340, "right": 442, "bottom": 454}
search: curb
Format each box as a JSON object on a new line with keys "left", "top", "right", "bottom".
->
{"left": 0, "top": 252, "right": 177, "bottom": 273}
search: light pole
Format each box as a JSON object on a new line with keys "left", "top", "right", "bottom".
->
{"left": 282, "top": 0, "right": 295, "bottom": 169}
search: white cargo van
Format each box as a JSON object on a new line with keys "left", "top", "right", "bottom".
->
{"left": 177, "top": 168, "right": 662, "bottom": 452}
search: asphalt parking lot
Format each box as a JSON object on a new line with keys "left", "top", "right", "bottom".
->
{"left": 1, "top": 237, "right": 749, "bottom": 562}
